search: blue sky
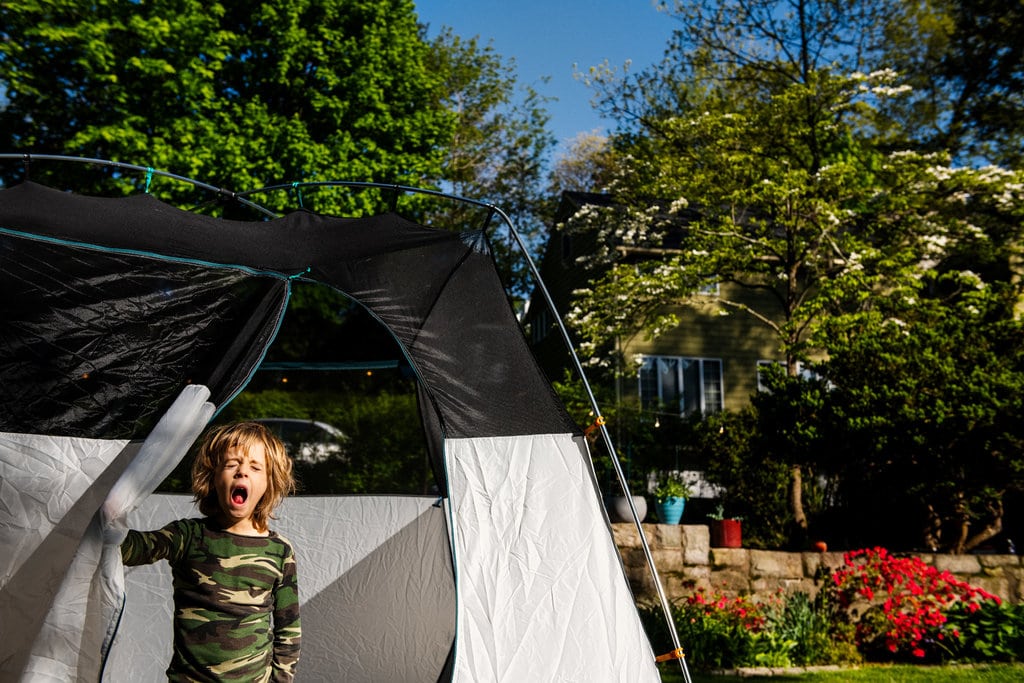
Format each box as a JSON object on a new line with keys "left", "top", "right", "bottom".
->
{"left": 414, "top": 0, "right": 676, "bottom": 156}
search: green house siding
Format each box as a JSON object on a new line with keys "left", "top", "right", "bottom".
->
{"left": 624, "top": 286, "right": 785, "bottom": 413}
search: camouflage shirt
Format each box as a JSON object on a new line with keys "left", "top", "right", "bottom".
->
{"left": 122, "top": 518, "right": 301, "bottom": 682}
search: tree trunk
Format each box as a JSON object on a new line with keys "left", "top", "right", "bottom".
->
{"left": 962, "top": 498, "right": 1004, "bottom": 554}
{"left": 923, "top": 504, "right": 942, "bottom": 552}
{"left": 790, "top": 464, "right": 807, "bottom": 529}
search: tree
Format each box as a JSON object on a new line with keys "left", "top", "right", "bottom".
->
{"left": 882, "top": 0, "right": 1024, "bottom": 166}
{"left": 549, "top": 130, "right": 615, "bottom": 193}
{"left": 817, "top": 261, "right": 1024, "bottom": 553}
{"left": 0, "top": 0, "right": 454, "bottom": 210}
{"left": 422, "top": 28, "right": 557, "bottom": 298}
{"left": 565, "top": 0, "right": 1024, "bottom": 540}
{"left": 0, "top": 1, "right": 557, "bottom": 291}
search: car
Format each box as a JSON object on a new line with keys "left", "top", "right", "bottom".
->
{"left": 253, "top": 418, "right": 347, "bottom": 464}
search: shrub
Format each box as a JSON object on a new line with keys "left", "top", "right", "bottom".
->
{"left": 639, "top": 589, "right": 795, "bottom": 671}
{"left": 824, "top": 547, "right": 1001, "bottom": 661}
{"left": 943, "top": 599, "right": 1024, "bottom": 662}
{"left": 772, "top": 591, "right": 860, "bottom": 666}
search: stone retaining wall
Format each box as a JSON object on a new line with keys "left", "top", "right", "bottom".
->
{"left": 613, "top": 523, "right": 1023, "bottom": 605}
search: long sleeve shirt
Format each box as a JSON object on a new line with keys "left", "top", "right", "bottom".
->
{"left": 122, "top": 517, "right": 301, "bottom": 682}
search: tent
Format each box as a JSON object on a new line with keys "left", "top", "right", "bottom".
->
{"left": 0, "top": 173, "right": 671, "bottom": 681}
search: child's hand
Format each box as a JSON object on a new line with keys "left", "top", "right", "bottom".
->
{"left": 99, "top": 497, "right": 128, "bottom": 545}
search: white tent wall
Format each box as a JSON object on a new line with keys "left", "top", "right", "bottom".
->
{"left": 446, "top": 433, "right": 660, "bottom": 682}
{"left": 104, "top": 494, "right": 456, "bottom": 682}
{"left": 0, "top": 432, "right": 132, "bottom": 681}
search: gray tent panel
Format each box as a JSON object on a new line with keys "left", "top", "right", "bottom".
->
{"left": 104, "top": 495, "right": 455, "bottom": 682}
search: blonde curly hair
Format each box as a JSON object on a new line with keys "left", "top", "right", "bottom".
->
{"left": 191, "top": 421, "right": 296, "bottom": 532}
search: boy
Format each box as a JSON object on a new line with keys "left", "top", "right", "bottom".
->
{"left": 120, "top": 421, "right": 301, "bottom": 682}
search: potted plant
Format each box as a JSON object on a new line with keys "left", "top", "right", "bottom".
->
{"left": 708, "top": 504, "right": 743, "bottom": 547}
{"left": 653, "top": 472, "right": 692, "bottom": 524}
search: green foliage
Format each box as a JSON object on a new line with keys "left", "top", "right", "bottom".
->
{"left": 690, "top": 409, "right": 792, "bottom": 548}
{"left": 640, "top": 591, "right": 791, "bottom": 671}
{"left": 944, "top": 600, "right": 1024, "bottom": 663}
{"left": 883, "top": 0, "right": 1024, "bottom": 166}
{"left": 642, "top": 556, "right": 1024, "bottom": 675}
{"left": 226, "top": 388, "right": 431, "bottom": 495}
{"left": 640, "top": 588, "right": 862, "bottom": 672}
{"left": 817, "top": 275, "right": 1024, "bottom": 552}
{"left": 0, "top": 0, "right": 453, "bottom": 209}
{"left": 564, "top": 0, "right": 1024, "bottom": 550}
{"left": 551, "top": 371, "right": 691, "bottom": 494}
{"left": 774, "top": 592, "right": 859, "bottom": 666}
{"left": 654, "top": 471, "right": 692, "bottom": 503}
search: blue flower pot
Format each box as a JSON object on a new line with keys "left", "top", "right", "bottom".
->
{"left": 656, "top": 497, "right": 686, "bottom": 524}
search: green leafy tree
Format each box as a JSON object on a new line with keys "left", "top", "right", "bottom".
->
{"left": 818, "top": 273, "right": 1024, "bottom": 553}
{"left": 0, "top": 0, "right": 456, "bottom": 210}
{"left": 421, "top": 28, "right": 557, "bottom": 297}
{"left": 692, "top": 408, "right": 794, "bottom": 548}
{"left": 882, "top": 0, "right": 1024, "bottom": 166}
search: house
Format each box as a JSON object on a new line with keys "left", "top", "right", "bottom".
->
{"left": 527, "top": 191, "right": 789, "bottom": 421}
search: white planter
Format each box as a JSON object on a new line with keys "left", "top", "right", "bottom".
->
{"left": 604, "top": 495, "right": 648, "bottom": 523}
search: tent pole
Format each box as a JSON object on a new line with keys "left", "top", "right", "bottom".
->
{"left": 0, "top": 153, "right": 277, "bottom": 218}
{"left": 486, "top": 204, "right": 692, "bottom": 681}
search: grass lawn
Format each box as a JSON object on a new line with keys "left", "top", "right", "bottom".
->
{"left": 658, "top": 663, "right": 1024, "bottom": 682}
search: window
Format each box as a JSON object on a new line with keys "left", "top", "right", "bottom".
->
{"left": 530, "top": 308, "right": 551, "bottom": 344}
{"left": 638, "top": 355, "right": 723, "bottom": 417}
{"left": 698, "top": 282, "right": 720, "bottom": 296}
{"left": 757, "top": 360, "right": 824, "bottom": 392}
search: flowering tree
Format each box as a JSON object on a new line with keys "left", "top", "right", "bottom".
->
{"left": 564, "top": 0, "right": 1024, "bottom": 540}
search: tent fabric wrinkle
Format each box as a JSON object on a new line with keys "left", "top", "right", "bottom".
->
{"left": 0, "top": 230, "right": 289, "bottom": 437}
{"left": 446, "top": 434, "right": 659, "bottom": 681}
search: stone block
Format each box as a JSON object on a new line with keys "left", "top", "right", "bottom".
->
{"left": 750, "top": 550, "right": 803, "bottom": 579}
{"left": 914, "top": 552, "right": 936, "bottom": 566}
{"left": 664, "top": 571, "right": 706, "bottom": 598}
{"left": 711, "top": 568, "right": 751, "bottom": 595}
{"left": 803, "top": 551, "right": 843, "bottom": 578}
{"left": 647, "top": 523, "right": 683, "bottom": 549}
{"left": 977, "top": 554, "right": 1021, "bottom": 569}
{"left": 1007, "top": 567, "right": 1023, "bottom": 603}
{"left": 680, "top": 525, "right": 710, "bottom": 566}
{"left": 786, "top": 578, "right": 819, "bottom": 596}
{"left": 711, "top": 547, "right": 750, "bottom": 570}
{"left": 612, "top": 523, "right": 641, "bottom": 549}
{"left": 970, "top": 576, "right": 1011, "bottom": 604}
{"left": 652, "top": 548, "right": 684, "bottom": 573}
{"left": 751, "top": 576, "right": 808, "bottom": 595}
{"left": 934, "top": 554, "right": 982, "bottom": 575}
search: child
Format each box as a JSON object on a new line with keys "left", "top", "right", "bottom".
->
{"left": 120, "top": 421, "right": 301, "bottom": 682}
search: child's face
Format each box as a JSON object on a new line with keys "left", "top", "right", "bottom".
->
{"left": 213, "top": 443, "right": 269, "bottom": 533}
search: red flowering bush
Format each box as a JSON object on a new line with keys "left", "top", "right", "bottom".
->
{"left": 826, "top": 547, "right": 1000, "bottom": 660}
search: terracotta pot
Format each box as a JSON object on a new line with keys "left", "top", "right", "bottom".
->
{"left": 710, "top": 519, "right": 742, "bottom": 547}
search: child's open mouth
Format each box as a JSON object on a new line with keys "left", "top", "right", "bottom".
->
{"left": 231, "top": 486, "right": 248, "bottom": 506}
